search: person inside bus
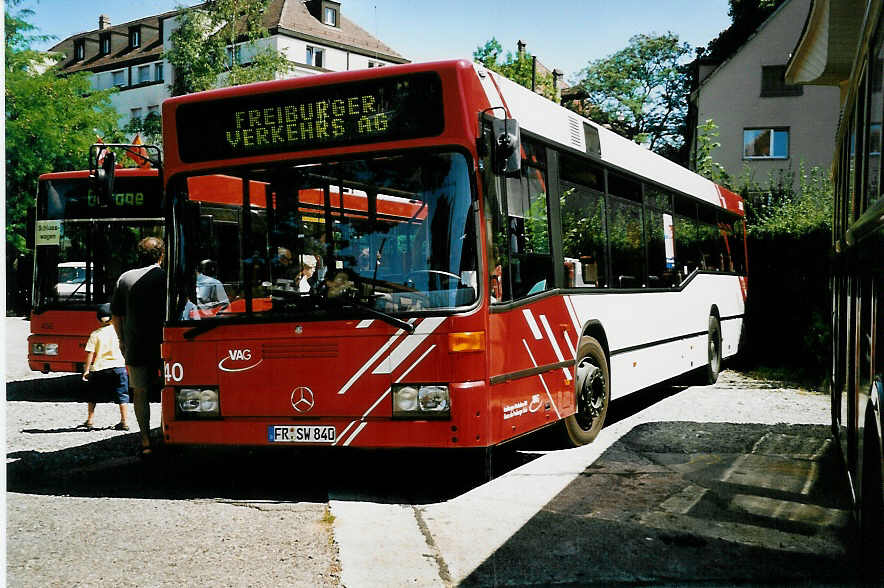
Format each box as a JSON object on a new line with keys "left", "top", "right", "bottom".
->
{"left": 271, "top": 246, "right": 297, "bottom": 289}
{"left": 80, "top": 303, "right": 129, "bottom": 431}
{"left": 196, "top": 259, "right": 228, "bottom": 309}
{"left": 297, "top": 254, "right": 317, "bottom": 293}
{"left": 356, "top": 246, "right": 372, "bottom": 274}
{"left": 490, "top": 245, "right": 503, "bottom": 302}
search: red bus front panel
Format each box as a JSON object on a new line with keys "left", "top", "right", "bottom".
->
{"left": 27, "top": 309, "right": 97, "bottom": 373}
{"left": 162, "top": 314, "right": 496, "bottom": 448}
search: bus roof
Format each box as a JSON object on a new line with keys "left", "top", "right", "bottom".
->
{"left": 481, "top": 66, "right": 743, "bottom": 215}
{"left": 38, "top": 168, "right": 159, "bottom": 181}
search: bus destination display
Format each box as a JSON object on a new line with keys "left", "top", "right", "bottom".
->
{"left": 40, "top": 178, "right": 162, "bottom": 219}
{"left": 176, "top": 72, "right": 444, "bottom": 163}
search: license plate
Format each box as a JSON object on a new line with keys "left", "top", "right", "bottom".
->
{"left": 268, "top": 425, "right": 336, "bottom": 443}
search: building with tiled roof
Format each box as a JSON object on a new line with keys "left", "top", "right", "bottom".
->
{"left": 688, "top": 0, "right": 838, "bottom": 192}
{"left": 49, "top": 0, "right": 408, "bottom": 133}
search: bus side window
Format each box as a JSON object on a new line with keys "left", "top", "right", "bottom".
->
{"left": 697, "top": 204, "right": 722, "bottom": 271}
{"left": 504, "top": 143, "right": 553, "bottom": 299}
{"left": 644, "top": 186, "right": 676, "bottom": 287}
{"left": 673, "top": 197, "right": 699, "bottom": 281}
{"left": 607, "top": 172, "right": 643, "bottom": 289}
{"left": 560, "top": 183, "right": 606, "bottom": 288}
{"left": 559, "top": 153, "right": 607, "bottom": 288}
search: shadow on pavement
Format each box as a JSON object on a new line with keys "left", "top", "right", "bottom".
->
{"left": 461, "top": 422, "right": 857, "bottom": 586}
{"left": 7, "top": 375, "right": 85, "bottom": 402}
{"left": 6, "top": 430, "right": 544, "bottom": 504}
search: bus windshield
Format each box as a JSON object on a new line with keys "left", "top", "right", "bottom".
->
{"left": 172, "top": 150, "right": 479, "bottom": 322}
{"left": 34, "top": 176, "right": 163, "bottom": 309}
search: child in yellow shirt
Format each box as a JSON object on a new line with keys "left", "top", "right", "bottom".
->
{"left": 80, "top": 304, "right": 130, "bottom": 430}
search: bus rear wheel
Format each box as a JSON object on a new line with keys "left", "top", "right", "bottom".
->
{"left": 561, "top": 336, "right": 609, "bottom": 447}
{"left": 704, "top": 314, "right": 722, "bottom": 385}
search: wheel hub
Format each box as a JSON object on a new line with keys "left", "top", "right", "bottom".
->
{"left": 575, "top": 358, "right": 605, "bottom": 430}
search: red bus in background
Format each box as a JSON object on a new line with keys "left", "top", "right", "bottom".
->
{"left": 29, "top": 166, "right": 163, "bottom": 373}
{"left": 158, "top": 60, "right": 747, "bottom": 450}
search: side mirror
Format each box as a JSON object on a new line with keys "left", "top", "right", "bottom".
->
{"left": 97, "top": 151, "right": 116, "bottom": 205}
{"left": 89, "top": 145, "right": 116, "bottom": 206}
{"left": 491, "top": 118, "right": 521, "bottom": 175}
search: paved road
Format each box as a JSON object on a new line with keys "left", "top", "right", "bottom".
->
{"left": 6, "top": 317, "right": 856, "bottom": 586}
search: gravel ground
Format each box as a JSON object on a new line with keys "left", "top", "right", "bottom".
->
{"left": 5, "top": 317, "right": 340, "bottom": 587}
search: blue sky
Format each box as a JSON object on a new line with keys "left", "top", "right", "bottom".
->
{"left": 26, "top": 0, "right": 732, "bottom": 80}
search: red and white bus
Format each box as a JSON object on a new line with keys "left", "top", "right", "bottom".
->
{"left": 158, "top": 60, "right": 746, "bottom": 449}
{"left": 29, "top": 165, "right": 163, "bottom": 373}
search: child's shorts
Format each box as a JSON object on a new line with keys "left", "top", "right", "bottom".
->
{"left": 86, "top": 367, "right": 130, "bottom": 404}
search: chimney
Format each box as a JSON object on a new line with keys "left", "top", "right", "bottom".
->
{"left": 99, "top": 15, "right": 111, "bottom": 30}
{"left": 552, "top": 69, "right": 563, "bottom": 90}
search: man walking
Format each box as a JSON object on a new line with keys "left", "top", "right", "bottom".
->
{"left": 112, "top": 236, "right": 166, "bottom": 457}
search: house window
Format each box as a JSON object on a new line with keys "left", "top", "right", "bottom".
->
{"left": 306, "top": 46, "right": 324, "bottom": 68}
{"left": 74, "top": 40, "right": 85, "bottom": 60}
{"left": 154, "top": 63, "right": 164, "bottom": 82}
{"left": 226, "top": 45, "right": 243, "bottom": 66}
{"left": 138, "top": 65, "right": 151, "bottom": 84}
{"left": 323, "top": 7, "right": 337, "bottom": 26}
{"left": 743, "top": 128, "right": 789, "bottom": 159}
{"left": 112, "top": 70, "right": 126, "bottom": 87}
{"left": 147, "top": 105, "right": 160, "bottom": 117}
{"left": 129, "top": 27, "right": 141, "bottom": 49}
{"left": 100, "top": 33, "right": 111, "bottom": 55}
{"left": 130, "top": 107, "right": 142, "bottom": 122}
{"left": 761, "top": 65, "right": 803, "bottom": 97}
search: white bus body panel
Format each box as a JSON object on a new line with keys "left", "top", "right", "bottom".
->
{"left": 567, "top": 274, "right": 745, "bottom": 399}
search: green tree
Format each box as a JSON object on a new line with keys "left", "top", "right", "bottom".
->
{"left": 473, "top": 38, "right": 557, "bottom": 101}
{"left": 700, "top": 0, "right": 786, "bottom": 62}
{"left": 124, "top": 111, "right": 163, "bottom": 146}
{"left": 165, "top": 0, "right": 293, "bottom": 96}
{"left": 5, "top": 0, "right": 120, "bottom": 252}
{"left": 693, "top": 119, "right": 731, "bottom": 186}
{"left": 571, "top": 33, "right": 693, "bottom": 160}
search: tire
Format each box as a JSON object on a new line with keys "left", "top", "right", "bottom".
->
{"left": 561, "top": 336, "right": 610, "bottom": 447}
{"left": 704, "top": 314, "right": 722, "bottom": 385}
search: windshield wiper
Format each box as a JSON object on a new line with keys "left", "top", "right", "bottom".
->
{"left": 61, "top": 280, "right": 88, "bottom": 303}
{"left": 183, "top": 321, "right": 221, "bottom": 340}
{"left": 337, "top": 297, "right": 415, "bottom": 334}
{"left": 184, "top": 293, "right": 415, "bottom": 339}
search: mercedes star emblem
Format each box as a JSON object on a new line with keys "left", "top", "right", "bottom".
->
{"left": 290, "top": 386, "right": 315, "bottom": 413}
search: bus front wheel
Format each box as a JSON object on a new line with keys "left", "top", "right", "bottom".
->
{"left": 561, "top": 336, "right": 609, "bottom": 447}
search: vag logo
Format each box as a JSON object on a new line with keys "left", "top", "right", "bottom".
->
{"left": 228, "top": 349, "right": 251, "bottom": 361}
{"left": 218, "top": 348, "right": 262, "bottom": 372}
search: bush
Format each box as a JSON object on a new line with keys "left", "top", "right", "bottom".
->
{"left": 695, "top": 121, "right": 833, "bottom": 380}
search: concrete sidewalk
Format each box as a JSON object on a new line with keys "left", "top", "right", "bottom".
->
{"left": 453, "top": 422, "right": 853, "bottom": 585}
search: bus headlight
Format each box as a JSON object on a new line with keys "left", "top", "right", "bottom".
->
{"left": 393, "top": 386, "right": 418, "bottom": 412}
{"left": 392, "top": 384, "right": 450, "bottom": 418}
{"left": 418, "top": 385, "right": 449, "bottom": 412}
{"left": 176, "top": 387, "right": 220, "bottom": 418}
{"left": 31, "top": 342, "right": 59, "bottom": 356}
